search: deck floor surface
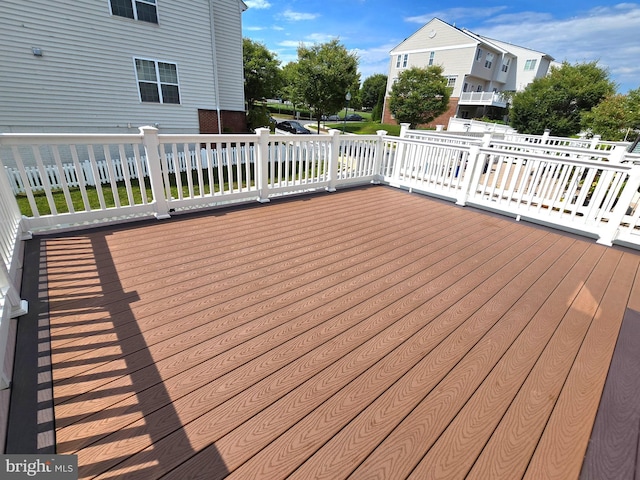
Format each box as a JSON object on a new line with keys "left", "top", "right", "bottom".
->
{"left": 40, "top": 186, "right": 640, "bottom": 479}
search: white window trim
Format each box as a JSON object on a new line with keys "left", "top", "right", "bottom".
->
{"left": 428, "top": 51, "right": 435, "bottom": 66}
{"left": 476, "top": 48, "right": 483, "bottom": 61}
{"left": 402, "top": 54, "right": 408, "bottom": 68}
{"left": 109, "top": 0, "right": 159, "bottom": 23}
{"left": 133, "top": 57, "right": 181, "bottom": 104}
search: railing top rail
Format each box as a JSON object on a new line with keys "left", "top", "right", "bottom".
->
{"left": 488, "top": 138, "right": 615, "bottom": 157}
{"left": 404, "top": 131, "right": 484, "bottom": 143}
{"left": 392, "top": 136, "right": 475, "bottom": 152}
{"left": 479, "top": 145, "right": 635, "bottom": 172}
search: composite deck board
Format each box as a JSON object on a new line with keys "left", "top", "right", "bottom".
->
{"left": 36, "top": 185, "right": 640, "bottom": 479}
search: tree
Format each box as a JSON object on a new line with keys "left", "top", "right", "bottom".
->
{"left": 510, "top": 61, "right": 616, "bottom": 137}
{"left": 388, "top": 66, "right": 450, "bottom": 128}
{"left": 582, "top": 87, "right": 640, "bottom": 141}
{"left": 295, "top": 39, "right": 360, "bottom": 132}
{"left": 360, "top": 74, "right": 387, "bottom": 110}
{"left": 361, "top": 74, "right": 387, "bottom": 122}
{"left": 243, "top": 38, "right": 281, "bottom": 110}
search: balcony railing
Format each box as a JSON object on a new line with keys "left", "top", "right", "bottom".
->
{"left": 1, "top": 125, "right": 640, "bottom": 390}
{"left": 459, "top": 91, "right": 509, "bottom": 107}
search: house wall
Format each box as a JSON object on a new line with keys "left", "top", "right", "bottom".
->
{"left": 0, "top": 0, "right": 246, "bottom": 134}
{"left": 212, "top": 0, "right": 246, "bottom": 114}
{"left": 382, "top": 18, "right": 554, "bottom": 129}
{"left": 481, "top": 38, "right": 553, "bottom": 91}
{"left": 387, "top": 19, "right": 478, "bottom": 99}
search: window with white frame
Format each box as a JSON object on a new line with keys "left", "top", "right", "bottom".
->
{"left": 111, "top": 0, "right": 158, "bottom": 24}
{"left": 402, "top": 54, "right": 408, "bottom": 68}
{"left": 446, "top": 76, "right": 457, "bottom": 88}
{"left": 135, "top": 58, "right": 180, "bottom": 103}
{"left": 524, "top": 59, "right": 537, "bottom": 71}
{"left": 501, "top": 58, "right": 510, "bottom": 73}
{"left": 484, "top": 52, "right": 494, "bottom": 69}
{"left": 463, "top": 82, "right": 468, "bottom": 92}
{"left": 428, "top": 51, "right": 435, "bottom": 66}
{"left": 477, "top": 85, "right": 483, "bottom": 92}
{"left": 476, "top": 48, "right": 483, "bottom": 61}
{"left": 396, "top": 55, "right": 402, "bottom": 68}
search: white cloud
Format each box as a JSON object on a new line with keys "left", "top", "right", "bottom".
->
{"left": 282, "top": 9, "right": 320, "bottom": 21}
{"left": 244, "top": 26, "right": 265, "bottom": 31}
{"left": 244, "top": 0, "right": 271, "bottom": 9}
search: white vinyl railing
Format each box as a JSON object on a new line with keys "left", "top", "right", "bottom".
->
{"left": 1, "top": 125, "right": 640, "bottom": 390}
{"left": 0, "top": 153, "right": 28, "bottom": 389}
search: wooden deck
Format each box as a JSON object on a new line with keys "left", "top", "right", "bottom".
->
{"left": 28, "top": 185, "right": 640, "bottom": 478}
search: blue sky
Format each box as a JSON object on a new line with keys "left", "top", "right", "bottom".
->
{"left": 242, "top": 1, "right": 639, "bottom": 93}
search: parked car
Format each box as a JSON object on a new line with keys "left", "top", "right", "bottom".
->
{"left": 344, "top": 113, "right": 364, "bottom": 121}
{"left": 323, "top": 114, "right": 340, "bottom": 121}
{"left": 276, "top": 120, "right": 312, "bottom": 134}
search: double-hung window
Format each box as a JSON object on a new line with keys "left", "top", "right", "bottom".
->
{"left": 524, "top": 59, "right": 537, "bottom": 71}
{"left": 135, "top": 58, "right": 180, "bottom": 104}
{"left": 484, "top": 52, "right": 494, "bottom": 69}
{"left": 111, "top": 0, "right": 158, "bottom": 24}
{"left": 476, "top": 48, "right": 483, "bottom": 61}
{"left": 501, "top": 58, "right": 510, "bottom": 73}
{"left": 396, "top": 54, "right": 409, "bottom": 68}
{"left": 428, "top": 51, "right": 435, "bottom": 66}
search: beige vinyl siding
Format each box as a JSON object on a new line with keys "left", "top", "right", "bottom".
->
{"left": 392, "top": 18, "right": 475, "bottom": 53}
{"left": 386, "top": 46, "right": 475, "bottom": 97}
{"left": 0, "top": 0, "right": 244, "bottom": 133}
{"left": 469, "top": 47, "right": 501, "bottom": 82}
{"left": 213, "top": 0, "right": 246, "bottom": 112}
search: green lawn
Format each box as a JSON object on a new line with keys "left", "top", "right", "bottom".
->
{"left": 14, "top": 161, "right": 326, "bottom": 217}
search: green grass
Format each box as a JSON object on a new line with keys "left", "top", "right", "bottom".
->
{"left": 15, "top": 161, "right": 326, "bottom": 217}
{"left": 322, "top": 122, "right": 402, "bottom": 136}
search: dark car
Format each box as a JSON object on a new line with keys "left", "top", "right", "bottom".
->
{"left": 344, "top": 113, "right": 364, "bottom": 121}
{"left": 276, "top": 120, "right": 312, "bottom": 134}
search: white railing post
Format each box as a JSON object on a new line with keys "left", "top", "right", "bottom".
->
{"left": 590, "top": 135, "right": 602, "bottom": 151}
{"left": 327, "top": 129, "right": 341, "bottom": 192}
{"left": 608, "top": 144, "right": 627, "bottom": 163}
{"left": 391, "top": 124, "right": 412, "bottom": 182}
{"left": 457, "top": 133, "right": 492, "bottom": 206}
{"left": 372, "top": 130, "right": 388, "bottom": 183}
{"left": 596, "top": 166, "right": 640, "bottom": 246}
{"left": 140, "top": 126, "right": 171, "bottom": 219}
{"left": 255, "top": 128, "right": 270, "bottom": 202}
{"left": 0, "top": 261, "right": 27, "bottom": 320}
{"left": 542, "top": 129, "right": 551, "bottom": 144}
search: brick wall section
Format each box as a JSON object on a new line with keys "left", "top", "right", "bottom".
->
{"left": 198, "top": 109, "right": 248, "bottom": 133}
{"left": 198, "top": 109, "right": 219, "bottom": 134}
{"left": 382, "top": 97, "right": 460, "bottom": 130}
{"left": 221, "top": 110, "right": 248, "bottom": 133}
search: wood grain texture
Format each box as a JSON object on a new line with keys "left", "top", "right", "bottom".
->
{"left": 33, "top": 185, "right": 640, "bottom": 480}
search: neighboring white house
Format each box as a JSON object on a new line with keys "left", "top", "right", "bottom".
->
{"left": 0, "top": 0, "right": 247, "bottom": 134}
{"left": 383, "top": 18, "right": 555, "bottom": 127}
